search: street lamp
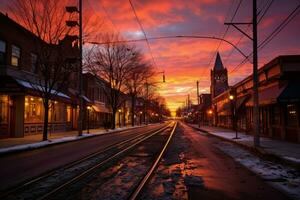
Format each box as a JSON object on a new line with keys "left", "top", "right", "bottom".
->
{"left": 229, "top": 95, "right": 238, "bottom": 139}
{"left": 207, "top": 109, "right": 213, "bottom": 126}
{"left": 139, "top": 111, "right": 143, "bottom": 125}
{"left": 118, "top": 109, "right": 122, "bottom": 128}
{"left": 87, "top": 106, "right": 91, "bottom": 134}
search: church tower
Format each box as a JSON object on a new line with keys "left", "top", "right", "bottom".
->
{"left": 210, "top": 52, "right": 229, "bottom": 99}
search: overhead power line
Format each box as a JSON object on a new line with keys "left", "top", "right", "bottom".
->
{"left": 99, "top": 0, "right": 120, "bottom": 33}
{"left": 229, "top": 3, "right": 300, "bottom": 74}
{"left": 258, "top": 0, "right": 274, "bottom": 24}
{"left": 128, "top": 0, "right": 158, "bottom": 69}
{"left": 224, "top": 0, "right": 273, "bottom": 66}
{"left": 204, "top": 0, "right": 243, "bottom": 77}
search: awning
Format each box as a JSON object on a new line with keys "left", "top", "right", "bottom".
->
{"left": 81, "top": 95, "right": 91, "bottom": 103}
{"left": 246, "top": 84, "right": 286, "bottom": 106}
{"left": 218, "top": 110, "right": 231, "bottom": 116}
{"left": 278, "top": 82, "right": 300, "bottom": 103}
{"left": 236, "top": 95, "right": 250, "bottom": 110}
{"left": 92, "top": 102, "right": 111, "bottom": 113}
{"left": 217, "top": 102, "right": 231, "bottom": 112}
{"left": 15, "top": 79, "right": 71, "bottom": 100}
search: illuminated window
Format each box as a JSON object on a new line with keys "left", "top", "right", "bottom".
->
{"left": 11, "top": 45, "right": 20, "bottom": 66}
{"left": 0, "top": 40, "right": 6, "bottom": 65}
{"left": 287, "top": 104, "right": 298, "bottom": 126}
{"left": 0, "top": 95, "right": 8, "bottom": 124}
{"left": 67, "top": 106, "right": 72, "bottom": 122}
{"left": 51, "top": 101, "right": 65, "bottom": 122}
{"left": 24, "top": 96, "right": 43, "bottom": 123}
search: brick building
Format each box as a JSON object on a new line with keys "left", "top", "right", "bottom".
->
{"left": 211, "top": 55, "right": 300, "bottom": 143}
{"left": 0, "top": 13, "right": 78, "bottom": 138}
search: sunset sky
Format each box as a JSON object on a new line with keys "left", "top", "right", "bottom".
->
{"left": 1, "top": 0, "right": 300, "bottom": 115}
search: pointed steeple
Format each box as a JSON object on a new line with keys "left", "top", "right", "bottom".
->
{"left": 213, "top": 52, "right": 224, "bottom": 70}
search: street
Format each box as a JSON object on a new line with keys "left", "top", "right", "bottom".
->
{"left": 0, "top": 124, "right": 165, "bottom": 192}
{"left": 0, "top": 121, "right": 296, "bottom": 200}
{"left": 174, "top": 123, "right": 289, "bottom": 200}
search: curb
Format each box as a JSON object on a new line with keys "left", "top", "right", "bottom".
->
{"left": 186, "top": 123, "right": 300, "bottom": 169}
{"left": 0, "top": 125, "right": 150, "bottom": 157}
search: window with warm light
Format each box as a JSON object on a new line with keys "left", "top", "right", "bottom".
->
{"left": 24, "top": 96, "right": 43, "bottom": 123}
{"left": 0, "top": 95, "right": 8, "bottom": 124}
{"left": 52, "top": 101, "right": 65, "bottom": 122}
{"left": 67, "top": 106, "right": 72, "bottom": 122}
{"left": 11, "top": 45, "right": 20, "bottom": 66}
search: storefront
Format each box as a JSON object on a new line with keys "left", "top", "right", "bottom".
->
{"left": 0, "top": 77, "right": 74, "bottom": 138}
{"left": 0, "top": 95, "right": 10, "bottom": 138}
{"left": 24, "top": 95, "right": 72, "bottom": 135}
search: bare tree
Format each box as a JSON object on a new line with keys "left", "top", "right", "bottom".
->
{"left": 8, "top": 0, "right": 78, "bottom": 141}
{"left": 85, "top": 34, "right": 140, "bottom": 129}
{"left": 124, "top": 52, "right": 154, "bottom": 126}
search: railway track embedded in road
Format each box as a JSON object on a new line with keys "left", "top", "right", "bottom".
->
{"left": 0, "top": 123, "right": 172, "bottom": 200}
{"left": 43, "top": 121, "right": 177, "bottom": 200}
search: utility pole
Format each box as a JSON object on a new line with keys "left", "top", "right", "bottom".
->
{"left": 78, "top": 0, "right": 83, "bottom": 136}
{"left": 252, "top": 0, "right": 260, "bottom": 146}
{"left": 188, "top": 94, "right": 190, "bottom": 110}
{"left": 224, "top": 0, "right": 260, "bottom": 147}
{"left": 145, "top": 82, "right": 149, "bottom": 125}
{"left": 65, "top": 1, "right": 83, "bottom": 136}
{"left": 197, "top": 80, "right": 200, "bottom": 127}
{"left": 196, "top": 81, "right": 199, "bottom": 105}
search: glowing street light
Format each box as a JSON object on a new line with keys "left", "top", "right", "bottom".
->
{"left": 87, "top": 106, "right": 92, "bottom": 133}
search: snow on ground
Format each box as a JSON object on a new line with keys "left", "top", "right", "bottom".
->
{"left": 216, "top": 141, "right": 300, "bottom": 200}
{"left": 192, "top": 124, "right": 300, "bottom": 165}
{"left": 0, "top": 125, "right": 145, "bottom": 155}
{"left": 75, "top": 155, "right": 150, "bottom": 200}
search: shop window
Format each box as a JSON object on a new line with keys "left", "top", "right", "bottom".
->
{"left": 0, "top": 40, "right": 6, "bottom": 65}
{"left": 0, "top": 95, "right": 8, "bottom": 124}
{"left": 67, "top": 106, "right": 72, "bottom": 122}
{"left": 11, "top": 45, "right": 20, "bottom": 66}
{"left": 31, "top": 53, "right": 37, "bottom": 73}
{"left": 24, "top": 96, "right": 43, "bottom": 123}
{"left": 51, "top": 102, "right": 65, "bottom": 122}
{"left": 287, "top": 104, "right": 298, "bottom": 126}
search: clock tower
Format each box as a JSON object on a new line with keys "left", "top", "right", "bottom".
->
{"left": 210, "top": 52, "right": 229, "bottom": 99}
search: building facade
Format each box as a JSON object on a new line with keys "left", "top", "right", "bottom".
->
{"left": 211, "top": 55, "right": 300, "bottom": 143}
{"left": 0, "top": 13, "right": 79, "bottom": 138}
{"left": 82, "top": 73, "right": 112, "bottom": 130}
{"left": 197, "top": 93, "right": 212, "bottom": 126}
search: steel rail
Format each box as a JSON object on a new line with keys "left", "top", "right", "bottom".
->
{"left": 37, "top": 123, "right": 174, "bottom": 200}
{"left": 129, "top": 121, "right": 178, "bottom": 200}
{"left": 0, "top": 123, "right": 169, "bottom": 199}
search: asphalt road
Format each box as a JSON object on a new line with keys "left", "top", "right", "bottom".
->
{"left": 0, "top": 123, "right": 165, "bottom": 192}
{"left": 179, "top": 122, "right": 289, "bottom": 200}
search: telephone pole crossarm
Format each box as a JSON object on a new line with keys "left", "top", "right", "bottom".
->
{"left": 224, "top": 22, "right": 253, "bottom": 41}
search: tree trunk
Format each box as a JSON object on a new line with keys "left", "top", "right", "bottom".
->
{"left": 111, "top": 109, "right": 116, "bottom": 129}
{"left": 131, "top": 95, "right": 135, "bottom": 127}
{"left": 42, "top": 99, "right": 49, "bottom": 141}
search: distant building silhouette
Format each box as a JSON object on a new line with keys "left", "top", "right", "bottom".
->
{"left": 210, "top": 52, "right": 229, "bottom": 99}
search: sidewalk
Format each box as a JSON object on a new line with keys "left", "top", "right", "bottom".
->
{"left": 0, "top": 125, "right": 144, "bottom": 155}
{"left": 188, "top": 123, "right": 300, "bottom": 167}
